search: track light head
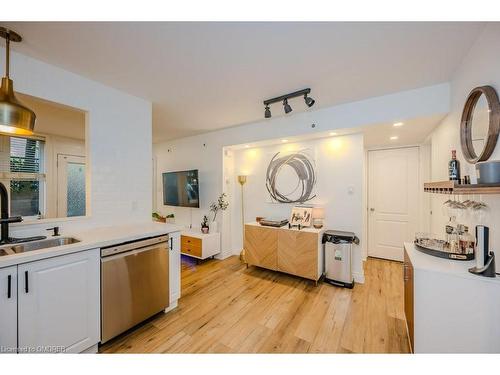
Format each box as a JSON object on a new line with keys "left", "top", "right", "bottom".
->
{"left": 304, "top": 94, "right": 315, "bottom": 107}
{"left": 283, "top": 99, "right": 292, "bottom": 114}
{"left": 264, "top": 105, "right": 271, "bottom": 118}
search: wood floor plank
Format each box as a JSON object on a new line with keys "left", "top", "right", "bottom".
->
{"left": 100, "top": 255, "right": 410, "bottom": 354}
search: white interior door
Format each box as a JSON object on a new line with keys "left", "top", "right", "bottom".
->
{"left": 57, "top": 154, "right": 86, "bottom": 217}
{"left": 368, "top": 147, "right": 419, "bottom": 261}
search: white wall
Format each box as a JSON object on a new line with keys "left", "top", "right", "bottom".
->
{"left": 154, "top": 83, "right": 450, "bottom": 277}
{"left": 228, "top": 135, "right": 364, "bottom": 281}
{"left": 429, "top": 24, "right": 500, "bottom": 271}
{"left": 0, "top": 47, "right": 153, "bottom": 236}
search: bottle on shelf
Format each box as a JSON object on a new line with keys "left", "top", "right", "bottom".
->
{"left": 445, "top": 216, "right": 459, "bottom": 253}
{"left": 459, "top": 226, "right": 475, "bottom": 255}
{"left": 448, "top": 150, "right": 461, "bottom": 182}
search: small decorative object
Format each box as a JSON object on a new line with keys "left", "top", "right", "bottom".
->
{"left": 476, "top": 160, "right": 500, "bottom": 184}
{"left": 152, "top": 212, "right": 166, "bottom": 223}
{"left": 152, "top": 212, "right": 175, "bottom": 224}
{"left": 260, "top": 218, "right": 289, "bottom": 227}
{"left": 255, "top": 216, "right": 264, "bottom": 223}
{"left": 290, "top": 206, "right": 313, "bottom": 227}
{"left": 266, "top": 149, "right": 316, "bottom": 204}
{"left": 210, "top": 193, "right": 229, "bottom": 222}
{"left": 312, "top": 207, "right": 325, "bottom": 229}
{"left": 201, "top": 215, "right": 209, "bottom": 234}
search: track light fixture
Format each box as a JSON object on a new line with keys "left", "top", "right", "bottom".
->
{"left": 263, "top": 88, "right": 314, "bottom": 119}
{"left": 304, "top": 93, "right": 315, "bottom": 107}
{"left": 264, "top": 105, "right": 271, "bottom": 118}
{"left": 283, "top": 99, "right": 292, "bottom": 114}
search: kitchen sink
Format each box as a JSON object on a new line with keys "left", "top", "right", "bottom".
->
{"left": 0, "top": 237, "right": 80, "bottom": 256}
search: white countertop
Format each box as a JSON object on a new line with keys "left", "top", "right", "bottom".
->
{"left": 0, "top": 222, "right": 181, "bottom": 268}
{"left": 404, "top": 242, "right": 500, "bottom": 284}
{"left": 245, "top": 221, "right": 325, "bottom": 234}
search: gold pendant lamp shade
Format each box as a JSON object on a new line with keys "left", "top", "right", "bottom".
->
{"left": 0, "top": 27, "right": 36, "bottom": 136}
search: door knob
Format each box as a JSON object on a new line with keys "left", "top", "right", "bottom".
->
{"left": 370, "top": 208, "right": 375, "bottom": 212}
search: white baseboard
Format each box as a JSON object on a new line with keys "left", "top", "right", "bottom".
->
{"left": 81, "top": 343, "right": 98, "bottom": 354}
{"left": 215, "top": 251, "right": 233, "bottom": 260}
{"left": 353, "top": 272, "right": 365, "bottom": 284}
{"left": 164, "top": 300, "right": 178, "bottom": 313}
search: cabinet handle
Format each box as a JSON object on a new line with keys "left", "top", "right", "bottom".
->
{"left": 170, "top": 237, "right": 173, "bottom": 251}
{"left": 25, "top": 271, "right": 29, "bottom": 293}
{"left": 403, "top": 264, "right": 411, "bottom": 281}
{"left": 7, "top": 274, "right": 11, "bottom": 299}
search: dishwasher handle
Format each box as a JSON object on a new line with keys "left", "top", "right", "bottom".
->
{"left": 101, "top": 235, "right": 169, "bottom": 257}
{"left": 101, "top": 242, "right": 168, "bottom": 263}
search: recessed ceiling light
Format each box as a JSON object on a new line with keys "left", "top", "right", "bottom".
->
{"left": 329, "top": 132, "right": 337, "bottom": 136}
{"left": 281, "top": 139, "right": 288, "bottom": 143}
{"left": 244, "top": 145, "right": 250, "bottom": 148}
{"left": 390, "top": 136, "right": 399, "bottom": 140}
{"left": 393, "top": 122, "right": 404, "bottom": 127}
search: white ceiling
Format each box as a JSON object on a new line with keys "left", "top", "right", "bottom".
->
{"left": 228, "top": 114, "right": 444, "bottom": 151}
{"left": 1, "top": 22, "right": 485, "bottom": 142}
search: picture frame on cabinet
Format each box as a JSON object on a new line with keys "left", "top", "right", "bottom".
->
{"left": 290, "top": 206, "right": 313, "bottom": 227}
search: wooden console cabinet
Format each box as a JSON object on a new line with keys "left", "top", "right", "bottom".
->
{"left": 244, "top": 222, "right": 324, "bottom": 282}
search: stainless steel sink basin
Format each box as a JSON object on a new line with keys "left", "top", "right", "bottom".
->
{"left": 0, "top": 237, "right": 80, "bottom": 256}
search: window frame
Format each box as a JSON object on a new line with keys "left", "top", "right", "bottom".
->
{"left": 0, "top": 134, "right": 47, "bottom": 221}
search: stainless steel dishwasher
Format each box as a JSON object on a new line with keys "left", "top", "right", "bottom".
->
{"left": 100, "top": 235, "right": 170, "bottom": 343}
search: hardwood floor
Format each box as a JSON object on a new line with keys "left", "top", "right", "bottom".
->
{"left": 100, "top": 255, "right": 410, "bottom": 353}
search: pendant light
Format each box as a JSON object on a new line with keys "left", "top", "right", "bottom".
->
{"left": 0, "top": 27, "right": 36, "bottom": 135}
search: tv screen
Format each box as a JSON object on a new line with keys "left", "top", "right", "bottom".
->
{"left": 162, "top": 170, "right": 199, "bottom": 208}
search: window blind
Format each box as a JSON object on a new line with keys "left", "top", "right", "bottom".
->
{"left": 0, "top": 136, "right": 45, "bottom": 180}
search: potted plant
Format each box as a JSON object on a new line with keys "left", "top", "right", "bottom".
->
{"left": 210, "top": 193, "right": 229, "bottom": 222}
{"left": 201, "top": 215, "right": 210, "bottom": 234}
{"left": 152, "top": 212, "right": 175, "bottom": 224}
{"left": 152, "top": 212, "right": 166, "bottom": 223}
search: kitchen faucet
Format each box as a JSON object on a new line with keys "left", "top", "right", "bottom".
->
{"left": 0, "top": 182, "right": 46, "bottom": 245}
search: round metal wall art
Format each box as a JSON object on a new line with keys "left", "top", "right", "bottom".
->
{"left": 265, "top": 150, "right": 317, "bottom": 203}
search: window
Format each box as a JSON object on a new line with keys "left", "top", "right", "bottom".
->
{"left": 0, "top": 135, "right": 45, "bottom": 218}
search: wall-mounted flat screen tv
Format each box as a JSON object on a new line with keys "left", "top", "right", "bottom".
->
{"left": 162, "top": 169, "right": 199, "bottom": 208}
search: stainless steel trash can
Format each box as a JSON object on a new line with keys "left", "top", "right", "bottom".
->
{"left": 323, "top": 230, "right": 359, "bottom": 288}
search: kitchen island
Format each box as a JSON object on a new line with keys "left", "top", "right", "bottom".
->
{"left": 404, "top": 242, "right": 500, "bottom": 353}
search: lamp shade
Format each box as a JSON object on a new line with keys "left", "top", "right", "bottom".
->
{"left": 0, "top": 28, "right": 36, "bottom": 136}
{"left": 0, "top": 77, "right": 36, "bottom": 135}
{"left": 312, "top": 207, "right": 325, "bottom": 219}
{"left": 238, "top": 175, "right": 247, "bottom": 185}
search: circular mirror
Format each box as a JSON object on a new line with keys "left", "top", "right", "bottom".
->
{"left": 460, "top": 86, "right": 500, "bottom": 163}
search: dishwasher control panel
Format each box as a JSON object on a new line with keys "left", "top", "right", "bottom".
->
{"left": 100, "top": 235, "right": 169, "bottom": 257}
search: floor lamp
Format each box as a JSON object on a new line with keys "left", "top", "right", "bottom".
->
{"left": 238, "top": 175, "right": 247, "bottom": 262}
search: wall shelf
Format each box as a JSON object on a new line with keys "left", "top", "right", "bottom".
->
{"left": 424, "top": 181, "right": 500, "bottom": 195}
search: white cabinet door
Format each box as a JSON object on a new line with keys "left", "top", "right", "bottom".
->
{"left": 17, "top": 249, "right": 100, "bottom": 353}
{"left": 0, "top": 266, "right": 17, "bottom": 353}
{"left": 169, "top": 231, "right": 181, "bottom": 303}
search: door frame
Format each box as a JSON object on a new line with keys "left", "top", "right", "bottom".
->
{"left": 56, "top": 153, "right": 86, "bottom": 218}
{"left": 366, "top": 145, "right": 425, "bottom": 261}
